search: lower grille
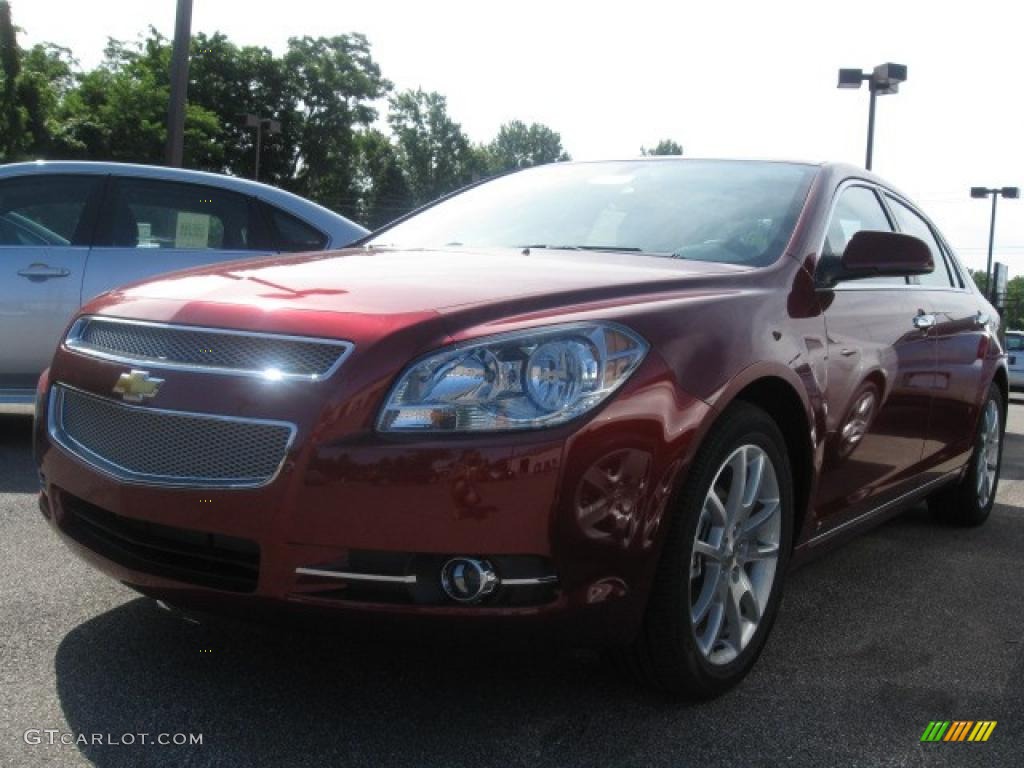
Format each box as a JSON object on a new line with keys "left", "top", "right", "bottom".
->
{"left": 50, "top": 385, "right": 295, "bottom": 488}
{"left": 60, "top": 492, "right": 259, "bottom": 592}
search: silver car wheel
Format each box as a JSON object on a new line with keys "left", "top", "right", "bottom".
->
{"left": 975, "top": 399, "right": 1000, "bottom": 507}
{"left": 689, "top": 444, "right": 781, "bottom": 666}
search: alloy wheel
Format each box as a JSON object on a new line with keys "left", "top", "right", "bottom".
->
{"left": 689, "top": 444, "right": 781, "bottom": 665}
{"left": 975, "top": 399, "right": 1000, "bottom": 507}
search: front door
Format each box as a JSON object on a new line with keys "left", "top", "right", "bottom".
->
{"left": 812, "top": 184, "right": 934, "bottom": 526}
{"left": 0, "top": 174, "right": 101, "bottom": 396}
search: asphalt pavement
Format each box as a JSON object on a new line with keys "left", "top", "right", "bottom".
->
{"left": 1, "top": 401, "right": 1022, "bottom": 768}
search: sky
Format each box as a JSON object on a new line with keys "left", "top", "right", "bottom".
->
{"left": 14, "top": 0, "right": 1024, "bottom": 274}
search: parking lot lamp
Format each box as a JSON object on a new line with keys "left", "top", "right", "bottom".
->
{"left": 837, "top": 63, "right": 908, "bottom": 171}
{"left": 971, "top": 186, "right": 1021, "bottom": 300}
{"left": 243, "top": 114, "right": 282, "bottom": 182}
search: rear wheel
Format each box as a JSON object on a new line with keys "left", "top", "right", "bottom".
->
{"left": 626, "top": 402, "right": 793, "bottom": 697}
{"left": 929, "top": 383, "right": 1004, "bottom": 527}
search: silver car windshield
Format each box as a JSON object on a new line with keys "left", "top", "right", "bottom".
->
{"left": 369, "top": 159, "right": 817, "bottom": 267}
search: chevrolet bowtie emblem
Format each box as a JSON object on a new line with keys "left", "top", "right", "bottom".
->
{"left": 112, "top": 370, "right": 164, "bottom": 402}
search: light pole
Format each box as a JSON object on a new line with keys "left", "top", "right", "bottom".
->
{"left": 165, "top": 0, "right": 194, "bottom": 167}
{"left": 971, "top": 186, "right": 1020, "bottom": 300}
{"left": 837, "top": 63, "right": 908, "bottom": 171}
{"left": 243, "top": 114, "right": 281, "bottom": 182}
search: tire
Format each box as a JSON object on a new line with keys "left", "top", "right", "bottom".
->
{"left": 928, "top": 383, "right": 1004, "bottom": 527}
{"left": 625, "top": 401, "right": 793, "bottom": 697}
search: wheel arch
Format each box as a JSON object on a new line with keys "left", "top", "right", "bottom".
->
{"left": 992, "top": 364, "right": 1008, "bottom": 419}
{"left": 732, "top": 377, "right": 814, "bottom": 548}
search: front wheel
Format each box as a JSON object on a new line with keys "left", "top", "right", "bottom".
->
{"left": 929, "top": 383, "right": 1004, "bottom": 527}
{"left": 626, "top": 402, "right": 793, "bottom": 697}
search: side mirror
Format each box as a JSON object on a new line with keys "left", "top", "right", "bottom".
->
{"left": 817, "top": 230, "right": 934, "bottom": 289}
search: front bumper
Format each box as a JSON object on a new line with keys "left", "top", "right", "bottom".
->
{"left": 35, "top": 352, "right": 709, "bottom": 645}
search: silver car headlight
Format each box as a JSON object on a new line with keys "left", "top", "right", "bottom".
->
{"left": 377, "top": 323, "right": 649, "bottom": 432}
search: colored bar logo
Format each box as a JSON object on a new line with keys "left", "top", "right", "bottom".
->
{"left": 921, "top": 721, "right": 997, "bottom": 742}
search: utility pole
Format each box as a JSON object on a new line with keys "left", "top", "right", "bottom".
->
{"left": 165, "top": 0, "right": 193, "bottom": 167}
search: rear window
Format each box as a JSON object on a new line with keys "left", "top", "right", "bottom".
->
{"left": 105, "top": 178, "right": 251, "bottom": 250}
{"left": 1006, "top": 335, "right": 1024, "bottom": 352}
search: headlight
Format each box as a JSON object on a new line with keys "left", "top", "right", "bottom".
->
{"left": 377, "top": 323, "right": 649, "bottom": 432}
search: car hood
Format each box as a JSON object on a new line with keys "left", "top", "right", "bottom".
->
{"left": 108, "top": 246, "right": 747, "bottom": 317}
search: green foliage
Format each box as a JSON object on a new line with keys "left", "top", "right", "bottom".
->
{"left": 388, "top": 88, "right": 479, "bottom": 206}
{"left": 0, "top": 0, "right": 23, "bottom": 159}
{"left": 483, "top": 120, "right": 570, "bottom": 174}
{"left": 0, "top": 4, "right": 576, "bottom": 228}
{"left": 641, "top": 139, "right": 683, "bottom": 156}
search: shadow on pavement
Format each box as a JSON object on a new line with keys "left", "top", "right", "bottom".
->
{"left": 52, "top": 496, "right": 1024, "bottom": 767}
{"left": 53, "top": 599, "right": 661, "bottom": 768}
{"left": 0, "top": 413, "right": 37, "bottom": 493}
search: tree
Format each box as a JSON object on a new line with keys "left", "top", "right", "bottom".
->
{"left": 483, "top": 120, "right": 569, "bottom": 174}
{"left": 53, "top": 29, "right": 222, "bottom": 167}
{"left": 0, "top": 0, "right": 23, "bottom": 158}
{"left": 355, "top": 129, "right": 414, "bottom": 229}
{"left": 388, "top": 88, "right": 477, "bottom": 206}
{"left": 284, "top": 34, "right": 389, "bottom": 218}
{"left": 641, "top": 139, "right": 683, "bottom": 156}
{"left": 17, "top": 43, "right": 76, "bottom": 156}
{"left": 187, "top": 32, "right": 298, "bottom": 182}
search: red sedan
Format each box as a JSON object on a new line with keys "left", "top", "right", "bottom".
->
{"left": 34, "top": 159, "right": 1007, "bottom": 697}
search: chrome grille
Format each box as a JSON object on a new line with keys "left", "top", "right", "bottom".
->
{"left": 50, "top": 385, "right": 295, "bottom": 488}
{"left": 67, "top": 317, "right": 352, "bottom": 380}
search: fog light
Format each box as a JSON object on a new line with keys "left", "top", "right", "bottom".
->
{"left": 440, "top": 557, "right": 499, "bottom": 603}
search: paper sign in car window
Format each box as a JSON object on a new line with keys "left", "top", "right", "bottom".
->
{"left": 175, "top": 212, "right": 211, "bottom": 249}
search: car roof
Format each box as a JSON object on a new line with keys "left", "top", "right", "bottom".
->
{"left": 0, "top": 160, "right": 368, "bottom": 245}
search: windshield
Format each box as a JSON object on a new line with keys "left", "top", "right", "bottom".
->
{"left": 369, "top": 160, "right": 816, "bottom": 266}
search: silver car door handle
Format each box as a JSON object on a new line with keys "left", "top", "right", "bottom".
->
{"left": 17, "top": 263, "right": 71, "bottom": 279}
{"left": 913, "top": 313, "right": 936, "bottom": 329}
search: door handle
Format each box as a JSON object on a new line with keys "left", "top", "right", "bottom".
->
{"left": 913, "top": 312, "right": 936, "bottom": 330}
{"left": 17, "top": 263, "right": 71, "bottom": 280}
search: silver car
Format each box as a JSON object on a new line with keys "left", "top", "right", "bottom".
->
{"left": 1006, "top": 331, "right": 1024, "bottom": 389}
{"left": 0, "top": 161, "right": 368, "bottom": 404}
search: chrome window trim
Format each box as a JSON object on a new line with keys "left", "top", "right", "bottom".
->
{"left": 64, "top": 316, "right": 355, "bottom": 382}
{"left": 48, "top": 383, "right": 297, "bottom": 489}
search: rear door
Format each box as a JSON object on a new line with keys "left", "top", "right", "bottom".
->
{"left": 0, "top": 174, "right": 102, "bottom": 394}
{"left": 83, "top": 176, "right": 273, "bottom": 302}
{"left": 813, "top": 183, "right": 934, "bottom": 526}
{"left": 884, "top": 194, "right": 990, "bottom": 478}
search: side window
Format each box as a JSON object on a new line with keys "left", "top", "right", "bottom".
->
{"left": 821, "top": 185, "right": 904, "bottom": 285}
{"left": 0, "top": 175, "right": 101, "bottom": 246}
{"left": 103, "top": 178, "right": 251, "bottom": 251}
{"left": 267, "top": 206, "right": 328, "bottom": 252}
{"left": 885, "top": 196, "right": 954, "bottom": 288}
